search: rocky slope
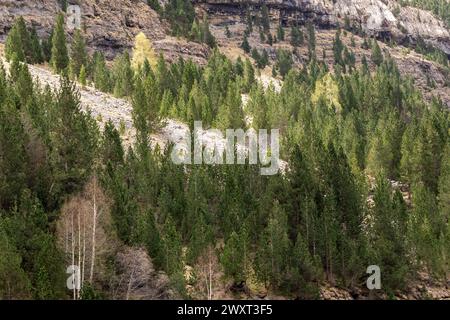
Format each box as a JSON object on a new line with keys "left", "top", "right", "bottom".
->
{"left": 0, "top": 0, "right": 210, "bottom": 63}
{"left": 195, "top": 0, "right": 450, "bottom": 56}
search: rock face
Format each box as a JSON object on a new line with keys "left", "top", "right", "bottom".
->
{"left": 194, "top": 0, "right": 450, "bottom": 56}
{"left": 0, "top": 0, "right": 210, "bottom": 63}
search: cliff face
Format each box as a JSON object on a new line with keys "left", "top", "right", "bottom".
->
{"left": 0, "top": 0, "right": 209, "bottom": 63}
{"left": 194, "top": 0, "right": 450, "bottom": 56}
{"left": 0, "top": 0, "right": 448, "bottom": 58}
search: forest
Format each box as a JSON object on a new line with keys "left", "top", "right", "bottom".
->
{"left": 0, "top": 10, "right": 449, "bottom": 300}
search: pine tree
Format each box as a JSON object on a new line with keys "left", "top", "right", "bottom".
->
{"left": 49, "top": 76, "right": 99, "bottom": 200}
{"left": 70, "top": 29, "right": 88, "bottom": 79}
{"left": 221, "top": 231, "right": 246, "bottom": 283}
{"left": 372, "top": 175, "right": 409, "bottom": 291}
{"left": 0, "top": 96, "right": 28, "bottom": 208}
{"left": 371, "top": 40, "right": 384, "bottom": 66}
{"left": 290, "top": 26, "right": 303, "bottom": 47}
{"left": 241, "top": 35, "right": 251, "bottom": 53}
{"left": 29, "top": 27, "right": 44, "bottom": 64}
{"left": 438, "top": 142, "right": 450, "bottom": 222}
{"left": 113, "top": 51, "right": 134, "bottom": 97}
{"left": 42, "top": 30, "right": 54, "bottom": 62}
{"left": 0, "top": 223, "right": 31, "bottom": 299}
{"left": 261, "top": 4, "right": 270, "bottom": 33}
{"left": 4, "top": 18, "right": 26, "bottom": 62}
{"left": 242, "top": 58, "right": 255, "bottom": 93}
{"left": 307, "top": 23, "right": 316, "bottom": 61}
{"left": 92, "top": 52, "right": 111, "bottom": 92}
{"left": 161, "top": 216, "right": 183, "bottom": 275}
{"left": 276, "top": 49, "right": 293, "bottom": 79}
{"left": 199, "top": 16, "right": 216, "bottom": 48}
{"left": 277, "top": 24, "right": 285, "bottom": 41}
{"left": 255, "top": 202, "right": 291, "bottom": 289}
{"left": 51, "top": 13, "right": 69, "bottom": 73}
{"left": 79, "top": 65, "right": 87, "bottom": 87}
{"left": 333, "top": 29, "right": 344, "bottom": 66}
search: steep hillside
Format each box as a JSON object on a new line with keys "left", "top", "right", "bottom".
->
{"left": 194, "top": 0, "right": 450, "bottom": 55}
{"left": 0, "top": 0, "right": 210, "bottom": 63}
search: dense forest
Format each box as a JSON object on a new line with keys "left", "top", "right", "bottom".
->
{"left": 0, "top": 9, "right": 449, "bottom": 300}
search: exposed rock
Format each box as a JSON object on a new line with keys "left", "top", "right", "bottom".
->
{"left": 194, "top": 0, "right": 450, "bottom": 56}
{"left": 0, "top": 0, "right": 209, "bottom": 62}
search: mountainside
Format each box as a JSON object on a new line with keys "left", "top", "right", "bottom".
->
{"left": 0, "top": 0, "right": 448, "bottom": 106}
{"left": 0, "top": 0, "right": 210, "bottom": 63}
{"left": 195, "top": 0, "right": 450, "bottom": 55}
{"left": 0, "top": 0, "right": 449, "bottom": 301}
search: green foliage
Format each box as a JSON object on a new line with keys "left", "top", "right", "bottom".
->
{"left": 371, "top": 40, "right": 384, "bottom": 66}
{"left": 277, "top": 24, "right": 285, "bottom": 41}
{"left": 2, "top": 13, "right": 449, "bottom": 299}
{"left": 290, "top": 26, "right": 303, "bottom": 47}
{"left": 163, "top": 0, "right": 196, "bottom": 37}
{"left": 112, "top": 51, "right": 134, "bottom": 98}
{"left": 275, "top": 49, "right": 293, "bottom": 79}
{"left": 190, "top": 16, "right": 216, "bottom": 48}
{"left": 5, "top": 17, "right": 32, "bottom": 63}
{"left": 92, "top": 52, "right": 111, "bottom": 92}
{"left": 241, "top": 35, "right": 251, "bottom": 53}
{"left": 147, "top": 0, "right": 161, "bottom": 12}
{"left": 51, "top": 13, "right": 69, "bottom": 73}
{"left": 70, "top": 29, "right": 88, "bottom": 80}
{"left": 261, "top": 4, "right": 270, "bottom": 33}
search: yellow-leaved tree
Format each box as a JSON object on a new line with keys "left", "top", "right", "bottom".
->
{"left": 311, "top": 73, "right": 342, "bottom": 113}
{"left": 131, "top": 32, "right": 157, "bottom": 70}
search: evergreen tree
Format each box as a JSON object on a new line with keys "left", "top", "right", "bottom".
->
{"left": 51, "top": 13, "right": 69, "bottom": 73}
{"left": 92, "top": 52, "right": 111, "bottom": 92}
{"left": 290, "top": 26, "right": 303, "bottom": 47}
{"left": 147, "top": 0, "right": 161, "bottom": 12}
{"left": 241, "top": 35, "right": 251, "bottom": 53}
{"left": 221, "top": 231, "right": 247, "bottom": 283}
{"left": 70, "top": 29, "right": 88, "bottom": 79}
{"left": 371, "top": 40, "right": 384, "bottom": 66}
{"left": 30, "top": 27, "right": 44, "bottom": 64}
{"left": 255, "top": 202, "right": 291, "bottom": 289}
{"left": 261, "top": 4, "right": 270, "bottom": 33}
{"left": 438, "top": 142, "right": 450, "bottom": 222}
{"left": 79, "top": 65, "right": 87, "bottom": 87}
{"left": 307, "top": 23, "right": 316, "bottom": 61}
{"left": 5, "top": 18, "right": 26, "bottom": 62}
{"left": 276, "top": 49, "right": 293, "bottom": 79}
{"left": 113, "top": 51, "right": 134, "bottom": 98}
{"left": 277, "top": 24, "right": 285, "bottom": 41}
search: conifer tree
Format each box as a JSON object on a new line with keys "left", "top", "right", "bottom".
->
{"left": 261, "top": 4, "right": 270, "bottom": 33}
{"left": 277, "top": 24, "right": 285, "bottom": 41}
{"left": 5, "top": 19, "right": 26, "bottom": 62}
{"left": 241, "top": 35, "right": 251, "bottom": 53}
{"left": 371, "top": 40, "right": 384, "bottom": 66}
{"left": 51, "top": 13, "right": 69, "bottom": 73}
{"left": 92, "top": 52, "right": 111, "bottom": 92}
{"left": 113, "top": 51, "right": 134, "bottom": 98}
{"left": 131, "top": 32, "right": 158, "bottom": 70}
{"left": 290, "top": 26, "right": 303, "bottom": 47}
{"left": 79, "top": 65, "right": 87, "bottom": 87}
{"left": 307, "top": 23, "right": 316, "bottom": 61}
{"left": 70, "top": 29, "right": 88, "bottom": 79}
{"left": 221, "top": 231, "right": 246, "bottom": 283}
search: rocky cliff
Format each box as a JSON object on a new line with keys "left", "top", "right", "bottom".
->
{"left": 1, "top": 0, "right": 448, "bottom": 58}
{"left": 194, "top": 0, "right": 450, "bottom": 56}
{"left": 0, "top": 0, "right": 210, "bottom": 63}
